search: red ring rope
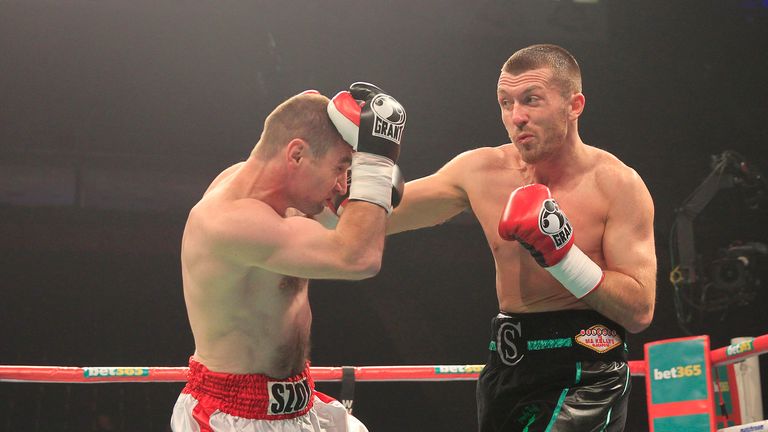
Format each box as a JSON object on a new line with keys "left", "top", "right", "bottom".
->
{"left": 1, "top": 334, "right": 764, "bottom": 384}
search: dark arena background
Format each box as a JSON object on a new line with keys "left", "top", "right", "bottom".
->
{"left": 1, "top": 1, "right": 767, "bottom": 431}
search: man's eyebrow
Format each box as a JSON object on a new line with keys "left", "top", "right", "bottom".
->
{"left": 497, "top": 84, "right": 543, "bottom": 95}
{"left": 521, "top": 85, "right": 543, "bottom": 95}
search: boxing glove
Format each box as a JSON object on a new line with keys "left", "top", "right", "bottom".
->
{"left": 327, "top": 83, "right": 406, "bottom": 213}
{"left": 318, "top": 165, "right": 406, "bottom": 229}
{"left": 498, "top": 184, "right": 604, "bottom": 299}
{"left": 327, "top": 82, "right": 405, "bottom": 163}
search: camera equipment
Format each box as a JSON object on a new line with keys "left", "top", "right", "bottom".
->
{"left": 669, "top": 150, "right": 767, "bottom": 334}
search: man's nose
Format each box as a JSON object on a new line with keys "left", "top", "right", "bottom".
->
{"left": 511, "top": 106, "right": 528, "bottom": 129}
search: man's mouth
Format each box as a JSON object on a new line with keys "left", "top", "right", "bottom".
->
{"left": 515, "top": 133, "right": 533, "bottom": 144}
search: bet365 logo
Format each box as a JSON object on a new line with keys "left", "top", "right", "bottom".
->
{"left": 653, "top": 363, "right": 703, "bottom": 381}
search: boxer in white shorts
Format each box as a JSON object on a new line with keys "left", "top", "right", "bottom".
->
{"left": 171, "top": 359, "right": 367, "bottom": 431}
{"left": 171, "top": 83, "right": 407, "bottom": 431}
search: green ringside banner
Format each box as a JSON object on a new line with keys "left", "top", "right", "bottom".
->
{"left": 645, "top": 335, "right": 715, "bottom": 432}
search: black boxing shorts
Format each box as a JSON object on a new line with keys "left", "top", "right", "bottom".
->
{"left": 476, "top": 310, "right": 632, "bottom": 432}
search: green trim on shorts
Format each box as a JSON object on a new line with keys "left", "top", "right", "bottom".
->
{"left": 575, "top": 361, "right": 582, "bottom": 385}
{"left": 521, "top": 412, "right": 537, "bottom": 432}
{"left": 488, "top": 337, "right": 573, "bottom": 352}
{"left": 528, "top": 338, "right": 573, "bottom": 351}
{"left": 601, "top": 407, "right": 612, "bottom": 432}
{"left": 540, "top": 362, "right": 584, "bottom": 432}
{"left": 544, "top": 387, "right": 570, "bottom": 432}
{"left": 600, "top": 362, "right": 631, "bottom": 431}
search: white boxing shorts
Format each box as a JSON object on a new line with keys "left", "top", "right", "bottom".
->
{"left": 171, "top": 358, "right": 368, "bottom": 432}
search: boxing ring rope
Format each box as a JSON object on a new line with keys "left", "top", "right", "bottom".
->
{"left": 0, "top": 363, "right": 640, "bottom": 384}
{"left": 0, "top": 365, "right": 482, "bottom": 384}
{"left": 1, "top": 333, "right": 766, "bottom": 384}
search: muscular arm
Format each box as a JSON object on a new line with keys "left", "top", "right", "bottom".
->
{"left": 582, "top": 170, "right": 657, "bottom": 333}
{"left": 198, "top": 199, "right": 387, "bottom": 280}
{"left": 387, "top": 154, "right": 472, "bottom": 234}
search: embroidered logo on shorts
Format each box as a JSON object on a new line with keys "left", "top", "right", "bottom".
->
{"left": 575, "top": 325, "right": 622, "bottom": 353}
{"left": 538, "top": 198, "right": 572, "bottom": 249}
{"left": 497, "top": 320, "right": 524, "bottom": 366}
{"left": 267, "top": 377, "right": 311, "bottom": 415}
{"left": 370, "top": 93, "right": 406, "bottom": 145}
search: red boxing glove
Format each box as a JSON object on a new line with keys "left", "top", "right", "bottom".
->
{"left": 498, "top": 184, "right": 603, "bottom": 298}
{"left": 498, "top": 184, "right": 573, "bottom": 266}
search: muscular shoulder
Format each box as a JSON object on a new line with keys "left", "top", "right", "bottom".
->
{"left": 192, "top": 194, "right": 274, "bottom": 230}
{"left": 589, "top": 147, "right": 651, "bottom": 207}
{"left": 203, "top": 162, "right": 245, "bottom": 196}
{"left": 441, "top": 145, "right": 515, "bottom": 175}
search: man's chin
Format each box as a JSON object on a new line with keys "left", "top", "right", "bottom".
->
{"left": 519, "top": 147, "right": 554, "bottom": 164}
{"left": 519, "top": 151, "right": 541, "bottom": 164}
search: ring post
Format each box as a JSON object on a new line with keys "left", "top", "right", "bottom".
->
{"left": 713, "top": 361, "right": 741, "bottom": 428}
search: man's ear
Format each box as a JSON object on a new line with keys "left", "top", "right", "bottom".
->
{"left": 569, "top": 93, "right": 585, "bottom": 120}
{"left": 286, "top": 138, "right": 309, "bottom": 165}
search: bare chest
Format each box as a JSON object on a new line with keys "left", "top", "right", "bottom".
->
{"left": 467, "top": 168, "right": 609, "bottom": 261}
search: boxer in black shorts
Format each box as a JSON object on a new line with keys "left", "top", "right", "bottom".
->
{"left": 387, "top": 44, "right": 656, "bottom": 431}
{"left": 477, "top": 310, "right": 631, "bottom": 432}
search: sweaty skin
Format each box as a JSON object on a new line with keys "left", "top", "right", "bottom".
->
{"left": 182, "top": 137, "right": 387, "bottom": 378}
{"left": 388, "top": 69, "right": 656, "bottom": 333}
{"left": 182, "top": 163, "right": 313, "bottom": 378}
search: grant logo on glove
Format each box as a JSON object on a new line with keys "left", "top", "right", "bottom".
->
{"left": 499, "top": 183, "right": 604, "bottom": 299}
{"left": 327, "top": 82, "right": 406, "bottom": 214}
{"left": 538, "top": 198, "right": 573, "bottom": 249}
{"left": 370, "top": 93, "right": 406, "bottom": 145}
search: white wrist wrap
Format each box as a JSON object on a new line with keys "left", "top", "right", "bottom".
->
{"left": 546, "top": 245, "right": 604, "bottom": 299}
{"left": 349, "top": 152, "right": 395, "bottom": 214}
